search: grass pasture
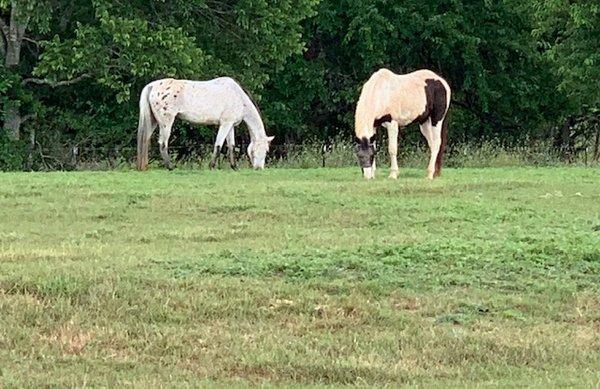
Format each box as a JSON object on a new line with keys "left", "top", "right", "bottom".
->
{"left": 0, "top": 167, "right": 599, "bottom": 386}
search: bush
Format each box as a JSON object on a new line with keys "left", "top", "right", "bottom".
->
{"left": 0, "top": 135, "right": 27, "bottom": 171}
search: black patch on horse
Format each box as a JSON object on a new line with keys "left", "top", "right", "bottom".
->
{"left": 373, "top": 114, "right": 392, "bottom": 128}
{"left": 410, "top": 110, "right": 430, "bottom": 126}
{"left": 410, "top": 79, "right": 448, "bottom": 126}
{"left": 426, "top": 79, "right": 447, "bottom": 126}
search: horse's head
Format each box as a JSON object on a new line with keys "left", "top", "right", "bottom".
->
{"left": 247, "top": 136, "right": 274, "bottom": 169}
{"left": 356, "top": 136, "right": 377, "bottom": 179}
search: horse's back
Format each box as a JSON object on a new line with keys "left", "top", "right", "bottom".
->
{"left": 165, "top": 77, "right": 246, "bottom": 124}
{"left": 361, "top": 68, "right": 448, "bottom": 99}
{"left": 147, "top": 77, "right": 241, "bottom": 93}
{"left": 370, "top": 68, "right": 449, "bottom": 89}
{"left": 403, "top": 69, "right": 442, "bottom": 80}
{"left": 370, "top": 68, "right": 451, "bottom": 102}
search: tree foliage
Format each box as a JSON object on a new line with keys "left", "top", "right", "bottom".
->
{"left": 264, "top": 0, "right": 564, "bottom": 143}
{"left": 1, "top": 0, "right": 318, "bottom": 168}
{"left": 532, "top": 0, "right": 600, "bottom": 109}
{"left": 0, "top": 0, "right": 598, "bottom": 169}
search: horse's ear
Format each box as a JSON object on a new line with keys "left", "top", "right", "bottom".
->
{"left": 358, "top": 137, "right": 369, "bottom": 149}
{"left": 369, "top": 134, "right": 377, "bottom": 150}
{"left": 267, "top": 136, "right": 275, "bottom": 143}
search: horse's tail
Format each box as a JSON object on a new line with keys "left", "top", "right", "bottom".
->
{"left": 435, "top": 106, "right": 450, "bottom": 177}
{"left": 137, "top": 84, "right": 156, "bottom": 171}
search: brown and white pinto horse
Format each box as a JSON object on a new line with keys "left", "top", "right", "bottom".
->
{"left": 355, "top": 68, "right": 451, "bottom": 179}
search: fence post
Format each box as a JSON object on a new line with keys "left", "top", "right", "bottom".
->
{"left": 26, "top": 127, "right": 36, "bottom": 171}
{"left": 70, "top": 146, "right": 79, "bottom": 168}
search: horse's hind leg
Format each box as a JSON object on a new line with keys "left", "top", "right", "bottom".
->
{"left": 226, "top": 127, "right": 237, "bottom": 170}
{"left": 210, "top": 121, "right": 234, "bottom": 170}
{"left": 420, "top": 119, "right": 441, "bottom": 180}
{"left": 383, "top": 121, "right": 399, "bottom": 179}
{"left": 158, "top": 115, "right": 176, "bottom": 170}
{"left": 434, "top": 116, "right": 448, "bottom": 177}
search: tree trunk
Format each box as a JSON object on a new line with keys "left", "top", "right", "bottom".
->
{"left": 4, "top": 32, "right": 22, "bottom": 67}
{"left": 0, "top": 31, "right": 5, "bottom": 59}
{"left": 557, "top": 116, "right": 574, "bottom": 161}
{"left": 2, "top": 2, "right": 30, "bottom": 140}
{"left": 4, "top": 105, "right": 22, "bottom": 139}
{"left": 26, "top": 125, "right": 35, "bottom": 170}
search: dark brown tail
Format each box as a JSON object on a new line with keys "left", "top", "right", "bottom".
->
{"left": 434, "top": 107, "right": 450, "bottom": 177}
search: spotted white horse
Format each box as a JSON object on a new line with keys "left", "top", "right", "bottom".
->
{"left": 137, "top": 77, "right": 274, "bottom": 171}
{"left": 355, "top": 68, "right": 451, "bottom": 179}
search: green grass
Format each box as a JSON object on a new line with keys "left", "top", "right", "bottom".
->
{"left": 0, "top": 167, "right": 599, "bottom": 387}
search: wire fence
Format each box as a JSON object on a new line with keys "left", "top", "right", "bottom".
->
{"left": 25, "top": 138, "right": 600, "bottom": 171}
{"left": 32, "top": 142, "right": 358, "bottom": 170}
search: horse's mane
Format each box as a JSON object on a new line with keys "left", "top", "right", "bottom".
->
{"left": 355, "top": 71, "right": 390, "bottom": 137}
{"left": 239, "top": 84, "right": 262, "bottom": 117}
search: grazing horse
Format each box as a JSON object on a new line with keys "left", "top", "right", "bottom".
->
{"left": 137, "top": 77, "right": 274, "bottom": 171}
{"left": 355, "top": 68, "right": 451, "bottom": 179}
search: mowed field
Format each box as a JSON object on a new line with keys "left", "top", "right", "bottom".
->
{"left": 0, "top": 167, "right": 599, "bottom": 387}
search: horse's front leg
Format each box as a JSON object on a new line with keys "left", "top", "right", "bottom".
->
{"left": 210, "top": 121, "right": 234, "bottom": 170}
{"left": 384, "top": 121, "right": 399, "bottom": 179}
{"left": 226, "top": 127, "right": 237, "bottom": 170}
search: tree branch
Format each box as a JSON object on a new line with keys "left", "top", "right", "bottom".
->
{"left": 22, "top": 113, "right": 36, "bottom": 123}
{"left": 22, "top": 36, "right": 39, "bottom": 46}
{"left": 22, "top": 73, "right": 91, "bottom": 87}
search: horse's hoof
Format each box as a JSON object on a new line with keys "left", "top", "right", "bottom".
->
{"left": 388, "top": 171, "right": 398, "bottom": 179}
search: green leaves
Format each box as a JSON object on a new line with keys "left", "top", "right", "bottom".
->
{"left": 30, "top": 0, "right": 318, "bottom": 104}
{"left": 1, "top": 0, "right": 319, "bottom": 158}
{"left": 265, "top": 0, "right": 562, "bottom": 141}
{"left": 34, "top": 11, "right": 209, "bottom": 101}
{"left": 530, "top": 0, "right": 600, "bottom": 110}
{"left": 1, "top": 0, "right": 597, "bottom": 167}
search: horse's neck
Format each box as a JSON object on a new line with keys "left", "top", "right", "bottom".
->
{"left": 355, "top": 104, "right": 377, "bottom": 140}
{"left": 355, "top": 79, "right": 385, "bottom": 139}
{"left": 243, "top": 107, "right": 266, "bottom": 141}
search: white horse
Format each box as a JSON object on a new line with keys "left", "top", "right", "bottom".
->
{"left": 355, "top": 68, "right": 451, "bottom": 179}
{"left": 137, "top": 77, "right": 274, "bottom": 171}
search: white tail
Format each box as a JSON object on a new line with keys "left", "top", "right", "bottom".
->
{"left": 137, "top": 85, "right": 156, "bottom": 170}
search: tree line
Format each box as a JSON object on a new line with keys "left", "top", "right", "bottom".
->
{"left": 1, "top": 0, "right": 599, "bottom": 169}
